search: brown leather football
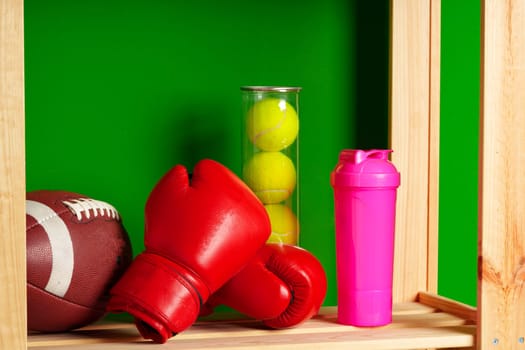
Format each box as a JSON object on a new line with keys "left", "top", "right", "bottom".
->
{"left": 26, "top": 190, "right": 133, "bottom": 332}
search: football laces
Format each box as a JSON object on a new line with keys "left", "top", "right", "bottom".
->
{"left": 62, "top": 198, "right": 120, "bottom": 221}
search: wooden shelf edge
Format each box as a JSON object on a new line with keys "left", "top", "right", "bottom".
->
{"left": 28, "top": 302, "right": 476, "bottom": 350}
{"left": 417, "top": 291, "right": 477, "bottom": 324}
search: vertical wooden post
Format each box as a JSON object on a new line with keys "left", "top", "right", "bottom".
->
{"left": 390, "top": 0, "right": 441, "bottom": 302}
{"left": 427, "top": 0, "right": 441, "bottom": 295}
{"left": 479, "top": 0, "right": 525, "bottom": 349}
{"left": 0, "top": 0, "right": 26, "bottom": 349}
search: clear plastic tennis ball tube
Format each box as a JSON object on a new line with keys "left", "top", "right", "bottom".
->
{"left": 241, "top": 86, "right": 301, "bottom": 246}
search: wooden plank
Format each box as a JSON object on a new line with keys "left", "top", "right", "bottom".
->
{"left": 26, "top": 304, "right": 441, "bottom": 346}
{"left": 28, "top": 327, "right": 475, "bottom": 350}
{"left": 28, "top": 304, "right": 474, "bottom": 349}
{"left": 0, "top": 0, "right": 26, "bottom": 350}
{"left": 427, "top": 0, "right": 441, "bottom": 294}
{"left": 390, "top": 0, "right": 440, "bottom": 302}
{"left": 479, "top": 0, "right": 525, "bottom": 349}
{"left": 418, "top": 292, "right": 477, "bottom": 323}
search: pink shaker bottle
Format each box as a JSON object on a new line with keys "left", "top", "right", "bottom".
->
{"left": 330, "top": 149, "right": 400, "bottom": 326}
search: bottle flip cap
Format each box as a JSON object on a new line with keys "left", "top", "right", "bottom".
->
{"left": 331, "top": 149, "right": 400, "bottom": 188}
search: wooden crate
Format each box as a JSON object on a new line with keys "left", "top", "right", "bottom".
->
{"left": 1, "top": 0, "right": 524, "bottom": 349}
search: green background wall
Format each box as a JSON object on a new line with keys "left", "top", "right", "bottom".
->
{"left": 24, "top": 0, "right": 478, "bottom": 308}
{"left": 438, "top": 0, "right": 479, "bottom": 307}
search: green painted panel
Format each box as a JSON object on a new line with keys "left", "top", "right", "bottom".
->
{"left": 25, "top": 0, "right": 379, "bottom": 307}
{"left": 438, "top": 0, "right": 480, "bottom": 306}
{"left": 25, "top": 0, "right": 481, "bottom": 311}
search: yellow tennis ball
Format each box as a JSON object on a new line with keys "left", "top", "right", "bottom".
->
{"left": 246, "top": 98, "right": 299, "bottom": 151}
{"left": 243, "top": 151, "right": 296, "bottom": 204}
{"left": 265, "top": 204, "right": 299, "bottom": 245}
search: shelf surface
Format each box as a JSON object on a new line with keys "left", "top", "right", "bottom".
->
{"left": 28, "top": 302, "right": 475, "bottom": 350}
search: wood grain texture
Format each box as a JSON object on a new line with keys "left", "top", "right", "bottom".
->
{"left": 427, "top": 0, "right": 441, "bottom": 295}
{"left": 28, "top": 304, "right": 474, "bottom": 350}
{"left": 479, "top": 0, "right": 525, "bottom": 348}
{"left": 390, "top": 0, "right": 441, "bottom": 302}
{"left": 418, "top": 292, "right": 477, "bottom": 324}
{"left": 0, "top": 0, "right": 26, "bottom": 349}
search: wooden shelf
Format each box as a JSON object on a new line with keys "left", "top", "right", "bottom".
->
{"left": 2, "top": 0, "right": 525, "bottom": 349}
{"left": 28, "top": 299, "right": 476, "bottom": 350}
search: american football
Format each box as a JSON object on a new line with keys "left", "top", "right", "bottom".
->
{"left": 26, "top": 190, "right": 133, "bottom": 332}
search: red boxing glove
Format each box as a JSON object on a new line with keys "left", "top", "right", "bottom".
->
{"left": 106, "top": 159, "right": 270, "bottom": 343}
{"left": 201, "top": 243, "right": 327, "bottom": 328}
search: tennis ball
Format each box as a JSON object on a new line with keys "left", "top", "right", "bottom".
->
{"left": 265, "top": 204, "right": 299, "bottom": 245}
{"left": 243, "top": 151, "right": 296, "bottom": 204}
{"left": 246, "top": 98, "right": 299, "bottom": 151}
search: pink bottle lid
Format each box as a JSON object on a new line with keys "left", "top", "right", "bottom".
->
{"left": 331, "top": 149, "right": 400, "bottom": 188}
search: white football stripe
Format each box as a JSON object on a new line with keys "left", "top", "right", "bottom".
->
{"left": 26, "top": 200, "right": 74, "bottom": 298}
